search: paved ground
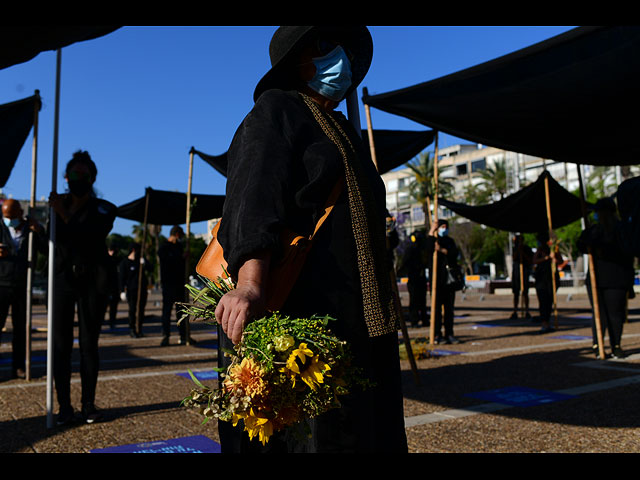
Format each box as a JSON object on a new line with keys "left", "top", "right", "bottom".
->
{"left": 1, "top": 286, "right": 639, "bottom": 453}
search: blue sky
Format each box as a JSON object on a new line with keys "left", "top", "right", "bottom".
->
{"left": 0, "top": 26, "right": 574, "bottom": 236}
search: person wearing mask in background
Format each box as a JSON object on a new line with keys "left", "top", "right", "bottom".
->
{"left": 532, "top": 231, "right": 564, "bottom": 334}
{"left": 510, "top": 234, "right": 533, "bottom": 320}
{"left": 426, "top": 219, "right": 460, "bottom": 344}
{"left": 48, "top": 150, "right": 116, "bottom": 425}
{"left": 119, "top": 243, "right": 150, "bottom": 339}
{"left": 400, "top": 230, "right": 428, "bottom": 328}
{"left": 158, "top": 225, "right": 193, "bottom": 346}
{"left": 0, "top": 199, "right": 46, "bottom": 379}
{"left": 578, "top": 198, "right": 635, "bottom": 359}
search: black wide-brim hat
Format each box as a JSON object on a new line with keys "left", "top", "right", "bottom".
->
{"left": 253, "top": 26, "right": 373, "bottom": 102}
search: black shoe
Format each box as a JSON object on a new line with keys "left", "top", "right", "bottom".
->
{"left": 539, "top": 326, "right": 554, "bottom": 334}
{"left": 179, "top": 336, "right": 197, "bottom": 345}
{"left": 56, "top": 406, "right": 75, "bottom": 426}
{"left": 81, "top": 403, "right": 103, "bottom": 424}
{"left": 160, "top": 335, "right": 170, "bottom": 347}
{"left": 524, "top": 312, "right": 532, "bottom": 319}
{"left": 447, "top": 335, "right": 461, "bottom": 345}
{"left": 433, "top": 335, "right": 444, "bottom": 345}
{"left": 509, "top": 311, "right": 518, "bottom": 320}
{"left": 612, "top": 346, "right": 626, "bottom": 359}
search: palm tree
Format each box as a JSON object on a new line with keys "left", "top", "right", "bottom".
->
{"left": 405, "top": 151, "right": 454, "bottom": 228}
{"left": 476, "top": 159, "right": 509, "bottom": 201}
{"left": 587, "top": 165, "right": 617, "bottom": 198}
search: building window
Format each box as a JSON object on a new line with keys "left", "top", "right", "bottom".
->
{"left": 471, "top": 159, "right": 486, "bottom": 172}
{"left": 412, "top": 206, "right": 424, "bottom": 223}
{"left": 456, "top": 164, "right": 468, "bottom": 176}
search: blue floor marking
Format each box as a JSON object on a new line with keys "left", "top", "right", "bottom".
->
{"left": 465, "top": 386, "right": 577, "bottom": 407}
{"left": 90, "top": 435, "right": 221, "bottom": 453}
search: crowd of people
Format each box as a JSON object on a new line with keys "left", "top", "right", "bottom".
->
{"left": 0, "top": 25, "right": 637, "bottom": 453}
{"left": 0, "top": 151, "right": 192, "bottom": 425}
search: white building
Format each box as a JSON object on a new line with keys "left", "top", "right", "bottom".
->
{"left": 382, "top": 143, "right": 637, "bottom": 239}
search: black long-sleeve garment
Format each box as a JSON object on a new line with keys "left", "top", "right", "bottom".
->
{"left": 217, "top": 89, "right": 406, "bottom": 453}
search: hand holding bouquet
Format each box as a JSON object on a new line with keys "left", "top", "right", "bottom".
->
{"left": 178, "top": 274, "right": 367, "bottom": 445}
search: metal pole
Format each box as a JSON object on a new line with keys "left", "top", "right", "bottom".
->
{"left": 429, "top": 133, "right": 440, "bottom": 346}
{"left": 25, "top": 91, "right": 40, "bottom": 382}
{"left": 577, "top": 166, "right": 606, "bottom": 359}
{"left": 46, "top": 50, "right": 62, "bottom": 429}
{"left": 361, "top": 88, "right": 420, "bottom": 385}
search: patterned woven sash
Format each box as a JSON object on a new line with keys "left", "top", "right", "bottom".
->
{"left": 300, "top": 92, "right": 398, "bottom": 337}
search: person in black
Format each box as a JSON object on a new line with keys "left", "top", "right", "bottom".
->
{"left": 48, "top": 150, "right": 116, "bottom": 425}
{"left": 426, "top": 219, "right": 460, "bottom": 344}
{"left": 119, "top": 243, "right": 150, "bottom": 338}
{"left": 102, "top": 245, "right": 120, "bottom": 330}
{"left": 0, "top": 199, "right": 46, "bottom": 379}
{"left": 400, "top": 230, "right": 428, "bottom": 328}
{"left": 532, "top": 231, "right": 564, "bottom": 334}
{"left": 158, "top": 225, "right": 191, "bottom": 346}
{"left": 578, "top": 198, "right": 635, "bottom": 358}
{"left": 214, "top": 26, "right": 407, "bottom": 453}
{"left": 511, "top": 234, "right": 533, "bottom": 320}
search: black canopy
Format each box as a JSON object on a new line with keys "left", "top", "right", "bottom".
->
{"left": 362, "top": 26, "right": 640, "bottom": 166}
{"left": 117, "top": 188, "right": 225, "bottom": 225}
{"left": 0, "top": 94, "right": 41, "bottom": 187}
{"left": 439, "top": 171, "right": 588, "bottom": 233}
{"left": 192, "top": 128, "right": 435, "bottom": 177}
{"left": 0, "top": 26, "right": 120, "bottom": 70}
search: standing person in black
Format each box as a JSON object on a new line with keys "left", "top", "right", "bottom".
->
{"left": 400, "top": 230, "right": 428, "bottom": 328}
{"left": 214, "top": 26, "right": 407, "bottom": 453}
{"left": 119, "top": 243, "right": 150, "bottom": 338}
{"left": 532, "top": 232, "right": 564, "bottom": 334}
{"left": 103, "top": 245, "right": 121, "bottom": 330}
{"left": 158, "top": 225, "right": 192, "bottom": 346}
{"left": 48, "top": 150, "right": 116, "bottom": 425}
{"left": 510, "top": 234, "right": 533, "bottom": 320}
{"left": 0, "top": 199, "right": 46, "bottom": 379}
{"left": 578, "top": 198, "right": 635, "bottom": 358}
{"left": 426, "top": 219, "right": 460, "bottom": 344}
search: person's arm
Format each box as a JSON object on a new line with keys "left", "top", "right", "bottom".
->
{"left": 215, "top": 249, "right": 271, "bottom": 344}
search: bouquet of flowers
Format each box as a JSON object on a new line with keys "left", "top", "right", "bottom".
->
{"left": 178, "top": 274, "right": 366, "bottom": 446}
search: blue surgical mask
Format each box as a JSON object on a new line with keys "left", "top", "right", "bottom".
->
{"left": 438, "top": 228, "right": 448, "bottom": 237}
{"left": 3, "top": 217, "right": 20, "bottom": 228}
{"left": 307, "top": 46, "right": 352, "bottom": 102}
{"left": 593, "top": 212, "right": 599, "bottom": 223}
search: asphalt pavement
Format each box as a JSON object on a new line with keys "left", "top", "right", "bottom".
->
{"left": 1, "top": 287, "right": 639, "bottom": 453}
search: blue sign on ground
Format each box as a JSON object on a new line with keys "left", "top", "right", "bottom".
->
{"left": 90, "top": 435, "right": 221, "bottom": 453}
{"left": 550, "top": 334, "right": 591, "bottom": 341}
{"left": 177, "top": 370, "right": 218, "bottom": 381}
{"left": 432, "top": 349, "right": 463, "bottom": 356}
{"left": 465, "top": 386, "right": 576, "bottom": 407}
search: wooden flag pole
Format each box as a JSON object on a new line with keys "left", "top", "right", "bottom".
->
{"left": 135, "top": 188, "right": 150, "bottom": 336}
{"left": 363, "top": 91, "right": 420, "bottom": 384}
{"left": 543, "top": 174, "right": 559, "bottom": 329}
{"left": 519, "top": 239, "right": 525, "bottom": 318}
{"left": 25, "top": 90, "right": 40, "bottom": 382}
{"left": 429, "top": 133, "right": 440, "bottom": 346}
{"left": 184, "top": 148, "right": 195, "bottom": 344}
{"left": 577, "top": 165, "right": 606, "bottom": 359}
